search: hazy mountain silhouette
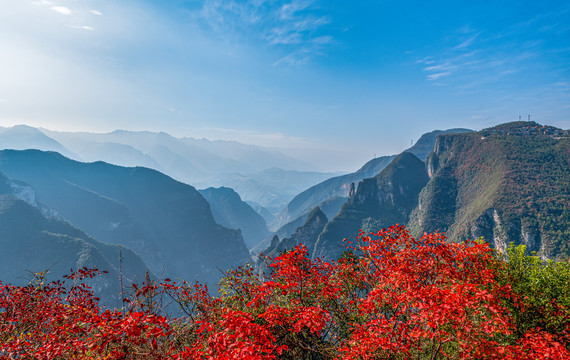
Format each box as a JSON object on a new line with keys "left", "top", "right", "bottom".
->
{"left": 0, "top": 150, "right": 251, "bottom": 287}
{"left": 199, "top": 187, "right": 269, "bottom": 249}
{"left": 0, "top": 172, "right": 151, "bottom": 307}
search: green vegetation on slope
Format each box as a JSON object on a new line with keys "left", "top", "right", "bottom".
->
{"left": 409, "top": 121, "right": 570, "bottom": 259}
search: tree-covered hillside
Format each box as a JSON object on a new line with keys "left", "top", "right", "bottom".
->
{"left": 409, "top": 121, "right": 570, "bottom": 259}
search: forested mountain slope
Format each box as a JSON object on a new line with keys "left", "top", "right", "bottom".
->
{"left": 408, "top": 122, "right": 570, "bottom": 259}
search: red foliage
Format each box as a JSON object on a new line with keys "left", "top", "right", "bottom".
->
{"left": 1, "top": 226, "right": 569, "bottom": 359}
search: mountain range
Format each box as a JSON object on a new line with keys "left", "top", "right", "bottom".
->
{"left": 0, "top": 171, "right": 151, "bottom": 307}
{"left": 269, "top": 128, "right": 472, "bottom": 232}
{"left": 408, "top": 122, "right": 570, "bottom": 259}
{"left": 1, "top": 121, "right": 568, "bottom": 306}
{"left": 0, "top": 149, "right": 251, "bottom": 288}
{"left": 0, "top": 125, "right": 338, "bottom": 212}
{"left": 262, "top": 122, "right": 569, "bottom": 263}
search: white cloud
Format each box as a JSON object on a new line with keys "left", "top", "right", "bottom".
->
{"left": 280, "top": 0, "right": 313, "bottom": 20}
{"left": 51, "top": 6, "right": 71, "bottom": 15}
{"left": 311, "top": 35, "right": 333, "bottom": 45}
{"left": 453, "top": 32, "right": 482, "bottom": 50}
{"left": 266, "top": 31, "right": 302, "bottom": 45}
{"left": 273, "top": 51, "right": 310, "bottom": 67}
{"left": 196, "top": 0, "right": 333, "bottom": 67}
{"left": 67, "top": 25, "right": 95, "bottom": 31}
{"left": 32, "top": 0, "right": 54, "bottom": 6}
{"left": 89, "top": 9, "right": 103, "bottom": 16}
{"left": 415, "top": 56, "right": 435, "bottom": 64}
{"left": 427, "top": 72, "right": 451, "bottom": 80}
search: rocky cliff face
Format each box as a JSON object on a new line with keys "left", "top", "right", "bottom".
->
{"left": 270, "top": 128, "right": 472, "bottom": 232}
{"left": 408, "top": 122, "right": 570, "bottom": 260}
{"left": 468, "top": 208, "right": 543, "bottom": 255}
{"left": 255, "top": 207, "right": 328, "bottom": 276}
{"left": 313, "top": 152, "right": 429, "bottom": 260}
{"left": 269, "top": 155, "right": 396, "bottom": 231}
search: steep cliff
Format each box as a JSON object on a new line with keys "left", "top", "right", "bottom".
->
{"left": 313, "top": 152, "right": 429, "bottom": 260}
{"left": 255, "top": 207, "right": 328, "bottom": 275}
{"left": 408, "top": 122, "right": 570, "bottom": 259}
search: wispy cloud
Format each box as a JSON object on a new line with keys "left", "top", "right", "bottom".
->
{"left": 416, "top": 56, "right": 435, "bottom": 65}
{"left": 195, "top": 0, "right": 334, "bottom": 67}
{"left": 31, "top": 0, "right": 54, "bottom": 6}
{"left": 89, "top": 9, "right": 102, "bottom": 16}
{"left": 50, "top": 6, "right": 71, "bottom": 15}
{"left": 417, "top": 11, "right": 570, "bottom": 90}
{"left": 453, "top": 31, "right": 482, "bottom": 50}
{"left": 67, "top": 24, "right": 95, "bottom": 31}
{"left": 427, "top": 72, "right": 452, "bottom": 81}
{"left": 279, "top": 0, "right": 312, "bottom": 20}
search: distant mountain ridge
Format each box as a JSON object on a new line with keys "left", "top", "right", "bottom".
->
{"left": 0, "top": 125, "right": 336, "bottom": 211}
{"left": 0, "top": 125, "right": 76, "bottom": 158}
{"left": 199, "top": 187, "right": 270, "bottom": 249}
{"left": 0, "top": 150, "right": 252, "bottom": 287}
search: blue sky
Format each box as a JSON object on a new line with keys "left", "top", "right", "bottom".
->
{"left": 1, "top": 0, "right": 569, "bottom": 171}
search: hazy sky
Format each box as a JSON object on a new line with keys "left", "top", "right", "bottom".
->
{"left": 1, "top": 0, "right": 569, "bottom": 171}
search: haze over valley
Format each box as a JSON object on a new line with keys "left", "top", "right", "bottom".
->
{"left": 1, "top": 4, "right": 570, "bottom": 355}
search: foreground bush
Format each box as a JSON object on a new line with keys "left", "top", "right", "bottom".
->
{"left": 1, "top": 225, "right": 569, "bottom": 359}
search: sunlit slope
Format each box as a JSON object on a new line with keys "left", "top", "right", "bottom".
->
{"left": 408, "top": 122, "right": 570, "bottom": 259}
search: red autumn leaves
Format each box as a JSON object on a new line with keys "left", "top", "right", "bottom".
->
{"left": 1, "top": 225, "right": 569, "bottom": 359}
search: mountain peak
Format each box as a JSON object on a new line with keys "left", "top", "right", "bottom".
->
{"left": 306, "top": 206, "right": 327, "bottom": 225}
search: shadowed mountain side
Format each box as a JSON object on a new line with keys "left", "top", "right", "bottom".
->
{"left": 313, "top": 152, "right": 429, "bottom": 260}
{"left": 251, "top": 196, "right": 346, "bottom": 256}
{"left": 199, "top": 187, "right": 269, "bottom": 249}
{"left": 407, "top": 122, "right": 570, "bottom": 259}
{"left": 246, "top": 201, "right": 275, "bottom": 224}
{"left": 270, "top": 155, "right": 396, "bottom": 231}
{"left": 270, "top": 128, "right": 473, "bottom": 232}
{"left": 255, "top": 207, "right": 328, "bottom": 276}
{"left": 0, "top": 193, "right": 151, "bottom": 307}
{"left": 0, "top": 150, "right": 251, "bottom": 287}
{"left": 70, "top": 142, "right": 168, "bottom": 173}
